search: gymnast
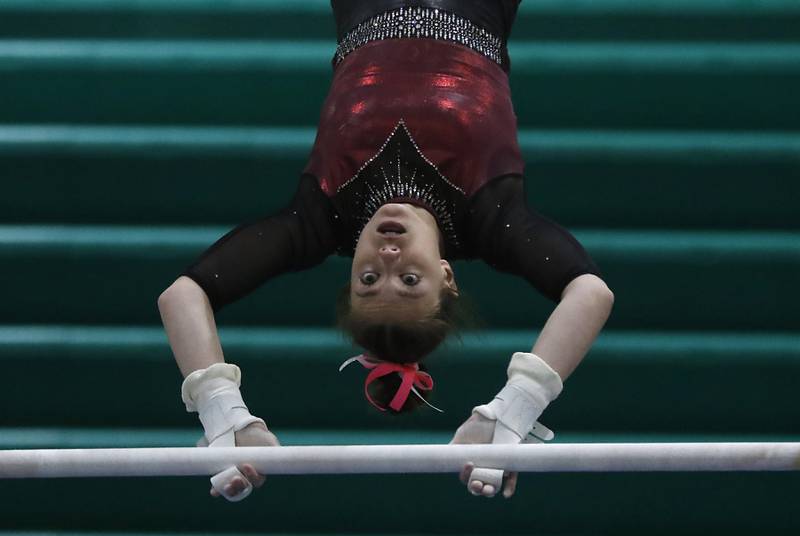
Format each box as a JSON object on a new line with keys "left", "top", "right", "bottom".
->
{"left": 158, "top": 0, "right": 614, "bottom": 502}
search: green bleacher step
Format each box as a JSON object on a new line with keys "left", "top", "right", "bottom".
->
{"left": 0, "top": 429, "right": 797, "bottom": 533}
{"left": 0, "top": 0, "right": 335, "bottom": 40}
{"left": 1, "top": 125, "right": 798, "bottom": 229}
{"left": 1, "top": 326, "right": 797, "bottom": 433}
{"left": 0, "top": 226, "right": 798, "bottom": 330}
{"left": 4, "top": 428, "right": 798, "bottom": 449}
{"left": 0, "top": 473, "right": 797, "bottom": 533}
{"left": 1, "top": 40, "right": 799, "bottom": 130}
{"left": 1, "top": 0, "right": 800, "bottom": 42}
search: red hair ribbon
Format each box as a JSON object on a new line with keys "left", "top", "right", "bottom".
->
{"left": 338, "top": 355, "right": 443, "bottom": 413}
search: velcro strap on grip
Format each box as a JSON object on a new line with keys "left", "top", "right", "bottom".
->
{"left": 181, "top": 363, "right": 264, "bottom": 446}
{"left": 527, "top": 421, "right": 555, "bottom": 443}
{"left": 473, "top": 383, "right": 546, "bottom": 442}
{"left": 198, "top": 391, "right": 264, "bottom": 446}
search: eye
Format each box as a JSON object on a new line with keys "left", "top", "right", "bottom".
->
{"left": 401, "top": 273, "right": 420, "bottom": 286}
{"left": 360, "top": 272, "right": 379, "bottom": 285}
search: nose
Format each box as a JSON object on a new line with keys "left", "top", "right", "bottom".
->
{"left": 378, "top": 245, "right": 400, "bottom": 261}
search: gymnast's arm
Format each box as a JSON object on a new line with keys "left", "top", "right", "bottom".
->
{"left": 453, "top": 175, "right": 614, "bottom": 498}
{"left": 465, "top": 175, "right": 614, "bottom": 380}
{"left": 158, "top": 174, "right": 339, "bottom": 376}
{"left": 157, "top": 175, "right": 338, "bottom": 498}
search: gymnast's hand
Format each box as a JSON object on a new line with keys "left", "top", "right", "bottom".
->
{"left": 209, "top": 421, "right": 281, "bottom": 499}
{"left": 449, "top": 412, "right": 518, "bottom": 499}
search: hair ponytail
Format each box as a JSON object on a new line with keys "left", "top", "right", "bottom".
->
{"left": 336, "top": 284, "right": 475, "bottom": 413}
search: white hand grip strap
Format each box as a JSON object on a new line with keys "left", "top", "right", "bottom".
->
{"left": 197, "top": 391, "right": 263, "bottom": 446}
{"left": 472, "top": 352, "right": 563, "bottom": 441}
{"left": 467, "top": 467, "right": 504, "bottom": 496}
{"left": 473, "top": 383, "right": 545, "bottom": 442}
{"left": 210, "top": 466, "right": 253, "bottom": 502}
{"left": 181, "top": 363, "right": 264, "bottom": 502}
{"left": 527, "top": 421, "right": 555, "bottom": 443}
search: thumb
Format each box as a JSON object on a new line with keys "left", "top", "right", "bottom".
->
{"left": 503, "top": 472, "right": 519, "bottom": 498}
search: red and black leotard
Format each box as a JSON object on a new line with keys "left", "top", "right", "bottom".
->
{"left": 182, "top": 1, "right": 602, "bottom": 310}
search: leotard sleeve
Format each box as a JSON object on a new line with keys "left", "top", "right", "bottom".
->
{"left": 180, "top": 174, "right": 339, "bottom": 312}
{"left": 465, "top": 175, "right": 603, "bottom": 303}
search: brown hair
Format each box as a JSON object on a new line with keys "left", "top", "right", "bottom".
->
{"left": 336, "top": 283, "right": 476, "bottom": 414}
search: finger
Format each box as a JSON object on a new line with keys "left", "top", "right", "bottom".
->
{"left": 468, "top": 467, "right": 504, "bottom": 496}
{"left": 210, "top": 466, "right": 254, "bottom": 502}
{"left": 241, "top": 464, "right": 266, "bottom": 488}
{"left": 240, "top": 464, "right": 263, "bottom": 487}
{"left": 459, "top": 462, "right": 475, "bottom": 485}
{"left": 468, "top": 479, "right": 483, "bottom": 496}
{"left": 234, "top": 476, "right": 251, "bottom": 495}
{"left": 210, "top": 487, "right": 220, "bottom": 497}
{"left": 226, "top": 476, "right": 248, "bottom": 497}
{"left": 468, "top": 479, "right": 497, "bottom": 498}
{"left": 503, "top": 472, "right": 518, "bottom": 499}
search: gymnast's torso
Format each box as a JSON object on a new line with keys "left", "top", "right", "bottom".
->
{"left": 181, "top": 0, "right": 603, "bottom": 310}
{"left": 304, "top": 1, "right": 526, "bottom": 259}
{"left": 304, "top": 37, "right": 525, "bottom": 258}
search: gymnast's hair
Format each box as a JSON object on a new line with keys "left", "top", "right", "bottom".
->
{"left": 336, "top": 284, "right": 477, "bottom": 414}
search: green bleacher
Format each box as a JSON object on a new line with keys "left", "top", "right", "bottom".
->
{"left": 0, "top": 1, "right": 798, "bottom": 534}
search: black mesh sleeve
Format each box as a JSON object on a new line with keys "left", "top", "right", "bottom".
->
{"left": 465, "top": 175, "right": 603, "bottom": 303}
{"left": 181, "top": 174, "right": 339, "bottom": 312}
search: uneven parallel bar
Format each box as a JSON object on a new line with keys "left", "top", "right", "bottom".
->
{"left": 1, "top": 444, "right": 799, "bottom": 479}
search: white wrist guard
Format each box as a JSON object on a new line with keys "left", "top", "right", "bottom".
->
{"left": 472, "top": 352, "right": 562, "bottom": 444}
{"left": 181, "top": 363, "right": 264, "bottom": 501}
{"left": 467, "top": 353, "right": 563, "bottom": 496}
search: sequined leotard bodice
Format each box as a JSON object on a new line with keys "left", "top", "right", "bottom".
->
{"left": 304, "top": 36, "right": 524, "bottom": 258}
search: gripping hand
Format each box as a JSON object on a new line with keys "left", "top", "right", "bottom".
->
{"left": 451, "top": 352, "right": 561, "bottom": 498}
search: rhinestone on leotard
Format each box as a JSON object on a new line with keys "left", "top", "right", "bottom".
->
{"left": 335, "top": 6, "right": 504, "bottom": 67}
{"left": 336, "top": 120, "right": 465, "bottom": 252}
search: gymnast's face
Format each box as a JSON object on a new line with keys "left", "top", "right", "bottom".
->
{"left": 351, "top": 203, "right": 458, "bottom": 320}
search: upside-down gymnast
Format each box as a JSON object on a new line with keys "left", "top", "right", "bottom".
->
{"left": 158, "top": 0, "right": 614, "bottom": 502}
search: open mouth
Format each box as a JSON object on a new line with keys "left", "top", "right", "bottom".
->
{"left": 377, "top": 221, "right": 407, "bottom": 236}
